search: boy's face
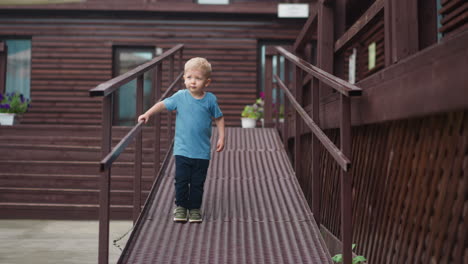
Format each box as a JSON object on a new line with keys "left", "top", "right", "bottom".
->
{"left": 183, "top": 68, "right": 211, "bottom": 95}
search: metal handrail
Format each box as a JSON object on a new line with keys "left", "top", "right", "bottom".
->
{"left": 276, "top": 46, "right": 362, "bottom": 97}
{"left": 89, "top": 44, "right": 184, "bottom": 264}
{"left": 98, "top": 72, "right": 183, "bottom": 172}
{"left": 271, "top": 45, "right": 362, "bottom": 264}
{"left": 274, "top": 74, "right": 351, "bottom": 171}
{"left": 90, "top": 44, "right": 184, "bottom": 97}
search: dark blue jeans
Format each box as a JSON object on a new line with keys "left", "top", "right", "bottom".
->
{"left": 174, "top": 155, "right": 210, "bottom": 210}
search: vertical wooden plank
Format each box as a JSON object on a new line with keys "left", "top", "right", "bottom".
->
{"left": 133, "top": 75, "right": 143, "bottom": 223}
{"left": 384, "top": 0, "right": 393, "bottom": 66}
{"left": 390, "top": 0, "right": 419, "bottom": 63}
{"left": 98, "top": 95, "right": 112, "bottom": 264}
{"left": 168, "top": 55, "right": 175, "bottom": 142}
{"left": 179, "top": 48, "right": 184, "bottom": 89}
{"left": 294, "top": 66, "right": 303, "bottom": 178}
{"left": 405, "top": 116, "right": 440, "bottom": 263}
{"left": 282, "top": 59, "right": 290, "bottom": 149}
{"left": 317, "top": 3, "right": 334, "bottom": 98}
{"left": 334, "top": 0, "right": 347, "bottom": 80}
{"left": 418, "top": 0, "right": 438, "bottom": 50}
{"left": 340, "top": 94, "right": 352, "bottom": 264}
{"left": 311, "top": 76, "right": 321, "bottom": 226}
{"left": 264, "top": 52, "right": 273, "bottom": 128}
{"left": 153, "top": 64, "right": 162, "bottom": 179}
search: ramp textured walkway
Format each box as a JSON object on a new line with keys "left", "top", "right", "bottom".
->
{"left": 119, "top": 128, "right": 332, "bottom": 263}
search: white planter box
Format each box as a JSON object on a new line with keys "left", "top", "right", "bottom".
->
{"left": 0, "top": 113, "right": 15, "bottom": 125}
{"left": 241, "top": 117, "right": 257, "bottom": 128}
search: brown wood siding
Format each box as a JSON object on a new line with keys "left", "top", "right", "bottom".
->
{"left": 342, "top": 12, "right": 384, "bottom": 83}
{"left": 0, "top": 13, "right": 303, "bottom": 127}
{"left": 439, "top": 0, "right": 468, "bottom": 38}
{"left": 296, "top": 110, "right": 467, "bottom": 264}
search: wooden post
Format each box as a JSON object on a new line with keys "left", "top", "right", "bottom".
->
{"left": 384, "top": 0, "right": 393, "bottom": 66}
{"left": 274, "top": 55, "right": 280, "bottom": 131}
{"left": 317, "top": 2, "right": 334, "bottom": 97}
{"left": 133, "top": 75, "right": 143, "bottom": 223}
{"left": 387, "top": 0, "right": 419, "bottom": 64}
{"left": 98, "top": 95, "right": 112, "bottom": 264}
{"left": 168, "top": 55, "right": 175, "bottom": 142}
{"left": 179, "top": 49, "right": 184, "bottom": 88}
{"left": 294, "top": 65, "right": 302, "bottom": 177}
{"left": 153, "top": 64, "right": 162, "bottom": 179}
{"left": 311, "top": 76, "right": 321, "bottom": 226}
{"left": 340, "top": 94, "right": 353, "bottom": 264}
{"left": 334, "top": 0, "right": 347, "bottom": 79}
{"left": 264, "top": 51, "right": 273, "bottom": 128}
{"left": 282, "top": 59, "right": 290, "bottom": 149}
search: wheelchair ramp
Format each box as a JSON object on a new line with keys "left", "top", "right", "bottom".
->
{"left": 119, "top": 128, "right": 332, "bottom": 263}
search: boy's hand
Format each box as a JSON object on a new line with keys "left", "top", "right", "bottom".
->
{"left": 216, "top": 138, "right": 225, "bottom": 152}
{"left": 138, "top": 114, "right": 149, "bottom": 124}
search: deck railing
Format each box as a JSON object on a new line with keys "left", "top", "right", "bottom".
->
{"left": 264, "top": 46, "right": 362, "bottom": 264}
{"left": 89, "top": 44, "right": 184, "bottom": 264}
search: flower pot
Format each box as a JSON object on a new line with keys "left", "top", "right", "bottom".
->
{"left": 0, "top": 113, "right": 16, "bottom": 125}
{"left": 241, "top": 117, "right": 257, "bottom": 128}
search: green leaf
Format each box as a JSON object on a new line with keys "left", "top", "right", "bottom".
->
{"left": 332, "top": 254, "right": 343, "bottom": 263}
{"left": 352, "top": 256, "right": 367, "bottom": 264}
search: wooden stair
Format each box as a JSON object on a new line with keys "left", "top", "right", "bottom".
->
{"left": 0, "top": 124, "right": 169, "bottom": 220}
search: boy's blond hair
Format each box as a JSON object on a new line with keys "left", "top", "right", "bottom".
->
{"left": 184, "top": 57, "right": 212, "bottom": 78}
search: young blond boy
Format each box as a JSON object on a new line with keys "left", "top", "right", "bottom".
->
{"left": 138, "top": 57, "right": 225, "bottom": 223}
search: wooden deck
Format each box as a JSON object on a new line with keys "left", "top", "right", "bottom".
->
{"left": 118, "top": 128, "right": 332, "bottom": 263}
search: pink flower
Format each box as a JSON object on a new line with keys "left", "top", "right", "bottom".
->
{"left": 259, "top": 91, "right": 265, "bottom": 99}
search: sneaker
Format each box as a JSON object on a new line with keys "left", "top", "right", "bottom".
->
{"left": 189, "top": 209, "right": 203, "bottom": 223}
{"left": 173, "top": 206, "right": 188, "bottom": 222}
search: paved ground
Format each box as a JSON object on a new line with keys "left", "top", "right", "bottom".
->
{"left": 0, "top": 220, "right": 133, "bottom": 264}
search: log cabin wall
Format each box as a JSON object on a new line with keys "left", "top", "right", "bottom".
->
{"left": 0, "top": 4, "right": 307, "bottom": 126}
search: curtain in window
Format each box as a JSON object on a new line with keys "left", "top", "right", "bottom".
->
{"left": 5, "top": 40, "right": 31, "bottom": 99}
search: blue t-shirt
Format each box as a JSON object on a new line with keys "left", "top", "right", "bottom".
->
{"left": 163, "top": 89, "right": 223, "bottom": 160}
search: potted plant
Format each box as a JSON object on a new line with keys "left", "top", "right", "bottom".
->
{"left": 0, "top": 92, "right": 31, "bottom": 125}
{"left": 241, "top": 93, "right": 264, "bottom": 128}
{"left": 241, "top": 104, "right": 261, "bottom": 128}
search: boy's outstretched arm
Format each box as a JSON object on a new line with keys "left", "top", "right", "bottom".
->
{"left": 215, "top": 116, "right": 225, "bottom": 152}
{"left": 138, "top": 101, "right": 167, "bottom": 124}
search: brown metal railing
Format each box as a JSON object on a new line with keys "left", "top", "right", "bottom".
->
{"left": 264, "top": 46, "right": 362, "bottom": 264}
{"left": 89, "top": 44, "right": 184, "bottom": 264}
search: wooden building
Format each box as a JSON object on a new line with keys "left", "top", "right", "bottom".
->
{"left": 0, "top": 0, "right": 467, "bottom": 263}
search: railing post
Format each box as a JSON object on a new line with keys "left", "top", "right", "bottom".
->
{"left": 274, "top": 56, "right": 279, "bottom": 130}
{"left": 311, "top": 76, "right": 321, "bottom": 226}
{"left": 133, "top": 74, "right": 144, "bottom": 223}
{"left": 294, "top": 65, "right": 302, "bottom": 176}
{"left": 153, "top": 64, "right": 162, "bottom": 179}
{"left": 282, "top": 59, "right": 290, "bottom": 149}
{"left": 179, "top": 49, "right": 184, "bottom": 88}
{"left": 98, "top": 95, "right": 112, "bottom": 264}
{"left": 264, "top": 49, "right": 273, "bottom": 128}
{"left": 167, "top": 55, "right": 174, "bottom": 145}
{"left": 340, "top": 94, "right": 353, "bottom": 264}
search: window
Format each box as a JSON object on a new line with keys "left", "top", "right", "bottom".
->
{"left": 258, "top": 41, "right": 294, "bottom": 113}
{"left": 113, "top": 47, "right": 156, "bottom": 126}
{"left": 0, "top": 39, "right": 31, "bottom": 99}
{"left": 436, "top": 0, "right": 443, "bottom": 41}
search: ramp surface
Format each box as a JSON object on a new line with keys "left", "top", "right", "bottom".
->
{"left": 119, "top": 128, "right": 332, "bottom": 263}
